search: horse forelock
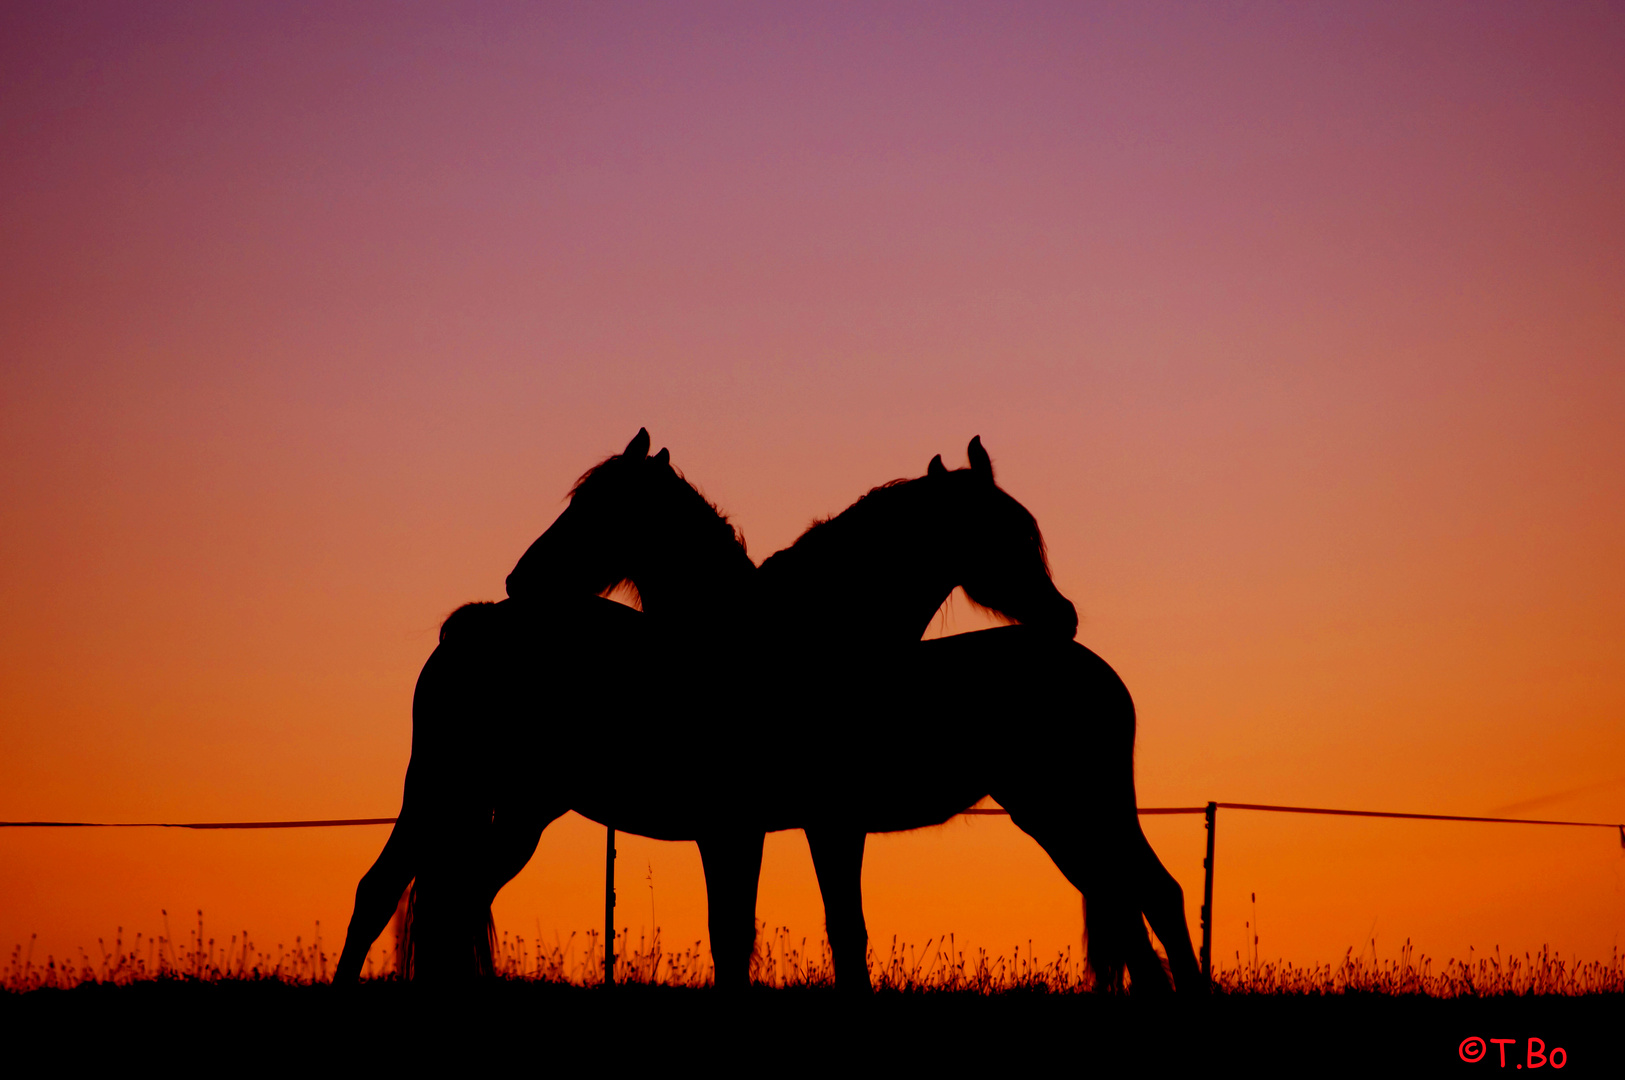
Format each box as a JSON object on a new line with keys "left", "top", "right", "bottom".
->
{"left": 567, "top": 452, "right": 636, "bottom": 500}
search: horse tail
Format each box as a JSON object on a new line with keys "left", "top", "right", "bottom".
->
{"left": 333, "top": 808, "right": 420, "bottom": 984}
{"left": 402, "top": 600, "right": 521, "bottom": 982}
{"left": 406, "top": 820, "right": 499, "bottom": 982}
{"left": 391, "top": 879, "right": 488, "bottom": 981}
{"left": 1082, "top": 890, "right": 1128, "bottom": 993}
{"left": 394, "top": 880, "right": 416, "bottom": 980}
{"left": 479, "top": 904, "right": 497, "bottom": 977}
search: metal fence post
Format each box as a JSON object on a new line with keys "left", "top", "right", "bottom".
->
{"left": 604, "top": 826, "right": 616, "bottom": 986}
{"left": 1201, "top": 801, "right": 1217, "bottom": 987}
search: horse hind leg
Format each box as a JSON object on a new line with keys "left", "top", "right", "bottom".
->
{"left": 998, "top": 798, "right": 1172, "bottom": 994}
{"left": 1066, "top": 814, "right": 1199, "bottom": 995}
{"left": 483, "top": 805, "right": 559, "bottom": 905}
{"left": 410, "top": 807, "right": 500, "bottom": 984}
{"left": 335, "top": 813, "right": 419, "bottom": 984}
{"left": 474, "top": 802, "right": 566, "bottom": 976}
{"left": 1085, "top": 884, "right": 1168, "bottom": 994}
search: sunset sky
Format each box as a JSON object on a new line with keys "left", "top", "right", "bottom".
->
{"left": 3, "top": 2, "right": 1622, "bottom": 978}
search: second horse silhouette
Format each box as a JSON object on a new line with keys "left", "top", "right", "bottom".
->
{"left": 334, "top": 430, "right": 1200, "bottom": 993}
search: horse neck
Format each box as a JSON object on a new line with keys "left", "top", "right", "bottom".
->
{"left": 760, "top": 520, "right": 955, "bottom": 650}
{"left": 633, "top": 537, "right": 755, "bottom": 630}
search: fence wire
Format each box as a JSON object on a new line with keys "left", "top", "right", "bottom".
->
{"left": 3, "top": 803, "right": 1620, "bottom": 833}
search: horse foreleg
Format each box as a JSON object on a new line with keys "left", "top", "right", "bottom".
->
{"left": 1134, "top": 827, "right": 1204, "bottom": 993}
{"left": 466, "top": 804, "right": 563, "bottom": 976}
{"left": 806, "top": 826, "right": 872, "bottom": 993}
{"left": 698, "top": 832, "right": 765, "bottom": 992}
{"left": 335, "top": 814, "right": 417, "bottom": 984}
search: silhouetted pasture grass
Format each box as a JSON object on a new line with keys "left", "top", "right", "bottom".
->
{"left": 7, "top": 912, "right": 1622, "bottom": 995}
{"left": 6, "top": 917, "right": 1621, "bottom": 1070}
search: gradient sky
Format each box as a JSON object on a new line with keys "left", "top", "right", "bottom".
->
{"left": 3, "top": 2, "right": 1623, "bottom": 978}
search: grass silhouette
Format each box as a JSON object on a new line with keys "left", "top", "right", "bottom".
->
{"left": 7, "top": 913, "right": 1622, "bottom": 997}
{"left": 6, "top": 919, "right": 1621, "bottom": 1072}
{"left": 4, "top": 910, "right": 332, "bottom": 990}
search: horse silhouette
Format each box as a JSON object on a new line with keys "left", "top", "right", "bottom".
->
{"left": 334, "top": 431, "right": 1199, "bottom": 993}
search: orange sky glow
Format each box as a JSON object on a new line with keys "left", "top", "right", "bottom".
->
{"left": 3, "top": 2, "right": 1623, "bottom": 980}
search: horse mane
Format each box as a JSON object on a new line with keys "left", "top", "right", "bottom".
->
{"left": 765, "top": 470, "right": 1051, "bottom": 573}
{"left": 775, "top": 476, "right": 919, "bottom": 557}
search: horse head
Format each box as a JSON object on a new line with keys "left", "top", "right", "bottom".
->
{"left": 505, "top": 429, "right": 751, "bottom": 616}
{"left": 925, "top": 436, "right": 1078, "bottom": 639}
{"left": 760, "top": 436, "right": 1078, "bottom": 647}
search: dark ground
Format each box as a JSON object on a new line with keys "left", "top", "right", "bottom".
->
{"left": 3, "top": 981, "right": 1619, "bottom": 1074}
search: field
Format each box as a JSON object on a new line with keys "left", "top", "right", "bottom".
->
{"left": 4, "top": 921, "right": 1620, "bottom": 1071}
{"left": 5, "top": 976, "right": 1619, "bottom": 1072}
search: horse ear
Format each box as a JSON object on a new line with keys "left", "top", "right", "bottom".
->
{"left": 652, "top": 447, "right": 670, "bottom": 467}
{"left": 967, "top": 436, "right": 994, "bottom": 481}
{"left": 624, "top": 428, "right": 651, "bottom": 459}
{"left": 927, "top": 454, "right": 947, "bottom": 478}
